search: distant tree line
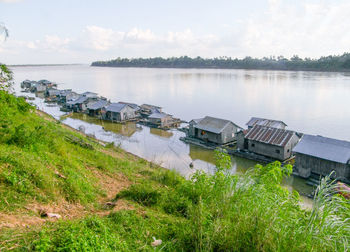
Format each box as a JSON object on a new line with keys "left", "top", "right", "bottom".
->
{"left": 91, "top": 53, "right": 350, "bottom": 72}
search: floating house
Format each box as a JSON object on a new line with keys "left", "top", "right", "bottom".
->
{"left": 246, "top": 117, "right": 287, "bottom": 129}
{"left": 293, "top": 135, "right": 350, "bottom": 181}
{"left": 31, "top": 83, "right": 47, "bottom": 93}
{"left": 147, "top": 112, "right": 174, "bottom": 128}
{"left": 46, "top": 88, "right": 61, "bottom": 97}
{"left": 87, "top": 99, "right": 109, "bottom": 117}
{"left": 21, "top": 80, "right": 35, "bottom": 89}
{"left": 189, "top": 118, "right": 204, "bottom": 137}
{"left": 38, "top": 79, "right": 57, "bottom": 89}
{"left": 58, "top": 90, "right": 79, "bottom": 104}
{"left": 81, "top": 92, "right": 98, "bottom": 99}
{"left": 140, "top": 104, "right": 162, "bottom": 117}
{"left": 102, "top": 103, "right": 137, "bottom": 122}
{"left": 188, "top": 116, "right": 242, "bottom": 145}
{"left": 119, "top": 102, "right": 140, "bottom": 111}
{"left": 66, "top": 96, "right": 89, "bottom": 112}
{"left": 66, "top": 91, "right": 100, "bottom": 112}
{"left": 237, "top": 125, "right": 301, "bottom": 161}
{"left": 66, "top": 95, "right": 99, "bottom": 112}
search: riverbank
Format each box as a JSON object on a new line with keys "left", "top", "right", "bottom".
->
{"left": 1, "top": 91, "right": 349, "bottom": 251}
{"left": 91, "top": 54, "right": 350, "bottom": 73}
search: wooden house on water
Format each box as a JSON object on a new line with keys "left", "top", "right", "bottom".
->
{"left": 188, "top": 116, "right": 242, "bottom": 145}
{"left": 66, "top": 91, "right": 99, "bottom": 112}
{"left": 246, "top": 117, "right": 287, "bottom": 129}
{"left": 236, "top": 125, "right": 301, "bottom": 161}
{"left": 87, "top": 99, "right": 109, "bottom": 117}
{"left": 147, "top": 112, "right": 180, "bottom": 129}
{"left": 140, "top": 104, "right": 162, "bottom": 117}
{"left": 58, "top": 90, "right": 79, "bottom": 104}
{"left": 102, "top": 103, "right": 137, "bottom": 122}
{"left": 21, "top": 80, "right": 35, "bottom": 89}
{"left": 31, "top": 82, "right": 47, "bottom": 93}
{"left": 81, "top": 92, "right": 98, "bottom": 99}
{"left": 293, "top": 135, "right": 350, "bottom": 182}
{"left": 119, "top": 102, "right": 140, "bottom": 111}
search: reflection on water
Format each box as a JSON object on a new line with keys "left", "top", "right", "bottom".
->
{"left": 69, "top": 113, "right": 141, "bottom": 137}
{"left": 150, "top": 128, "right": 174, "bottom": 138}
{"left": 189, "top": 144, "right": 216, "bottom": 165}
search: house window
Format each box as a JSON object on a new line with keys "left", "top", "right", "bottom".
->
{"left": 287, "top": 149, "right": 290, "bottom": 153}
{"left": 251, "top": 143, "right": 255, "bottom": 147}
{"left": 276, "top": 149, "right": 280, "bottom": 154}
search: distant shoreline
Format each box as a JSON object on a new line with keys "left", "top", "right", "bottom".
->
{"left": 90, "top": 64, "right": 350, "bottom": 73}
{"left": 9, "top": 63, "right": 85, "bottom": 67}
{"left": 91, "top": 54, "right": 350, "bottom": 73}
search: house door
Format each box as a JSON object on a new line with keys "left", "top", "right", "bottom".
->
{"left": 244, "top": 139, "right": 248, "bottom": 149}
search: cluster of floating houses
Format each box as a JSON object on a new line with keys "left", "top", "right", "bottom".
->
{"left": 21, "top": 79, "right": 350, "bottom": 184}
{"left": 21, "top": 79, "right": 181, "bottom": 129}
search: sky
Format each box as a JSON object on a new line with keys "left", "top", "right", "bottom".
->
{"left": 1, "top": 0, "right": 350, "bottom": 64}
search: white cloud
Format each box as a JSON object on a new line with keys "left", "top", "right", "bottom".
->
{"left": 2, "top": 1, "right": 350, "bottom": 64}
{"left": 239, "top": 0, "right": 350, "bottom": 58}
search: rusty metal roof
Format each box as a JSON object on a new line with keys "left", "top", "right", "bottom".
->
{"left": 245, "top": 125, "right": 295, "bottom": 147}
{"left": 246, "top": 117, "right": 287, "bottom": 129}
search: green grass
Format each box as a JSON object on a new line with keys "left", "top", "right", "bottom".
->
{"left": 0, "top": 91, "right": 349, "bottom": 251}
{"left": 0, "top": 91, "right": 146, "bottom": 212}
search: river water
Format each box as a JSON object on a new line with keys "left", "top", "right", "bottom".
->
{"left": 10, "top": 65, "right": 350, "bottom": 201}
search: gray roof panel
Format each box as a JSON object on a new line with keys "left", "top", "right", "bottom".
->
{"left": 105, "top": 103, "right": 128, "bottom": 113}
{"left": 67, "top": 96, "right": 88, "bottom": 105}
{"left": 246, "top": 117, "right": 287, "bottom": 128}
{"left": 293, "top": 134, "right": 350, "bottom": 164}
{"left": 194, "top": 116, "right": 240, "bottom": 134}
{"left": 87, "top": 100, "right": 109, "bottom": 110}
{"left": 149, "top": 112, "right": 169, "bottom": 119}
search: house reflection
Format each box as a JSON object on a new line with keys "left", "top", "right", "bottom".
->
{"left": 150, "top": 128, "right": 174, "bottom": 138}
{"left": 189, "top": 144, "right": 216, "bottom": 165}
{"left": 69, "top": 113, "right": 141, "bottom": 137}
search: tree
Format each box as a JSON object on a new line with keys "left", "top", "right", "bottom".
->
{"left": 0, "top": 24, "right": 13, "bottom": 91}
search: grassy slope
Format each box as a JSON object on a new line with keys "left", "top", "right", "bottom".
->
{"left": 0, "top": 91, "right": 349, "bottom": 251}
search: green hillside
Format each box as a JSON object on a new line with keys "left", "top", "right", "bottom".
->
{"left": 0, "top": 91, "right": 349, "bottom": 251}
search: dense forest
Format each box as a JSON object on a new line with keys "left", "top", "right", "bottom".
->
{"left": 91, "top": 53, "right": 350, "bottom": 72}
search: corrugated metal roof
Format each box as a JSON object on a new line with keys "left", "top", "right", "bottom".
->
{"left": 293, "top": 134, "right": 350, "bottom": 164}
{"left": 59, "top": 89, "right": 73, "bottom": 96}
{"left": 82, "top": 91, "right": 98, "bottom": 97}
{"left": 245, "top": 125, "right": 295, "bottom": 147}
{"left": 67, "top": 96, "right": 88, "bottom": 105}
{"left": 246, "top": 117, "right": 287, "bottom": 129}
{"left": 189, "top": 118, "right": 203, "bottom": 124}
{"left": 194, "top": 116, "right": 240, "bottom": 134}
{"left": 87, "top": 100, "right": 109, "bottom": 110}
{"left": 149, "top": 112, "right": 169, "bottom": 119}
{"left": 105, "top": 103, "right": 128, "bottom": 113}
{"left": 119, "top": 102, "right": 140, "bottom": 110}
{"left": 141, "top": 104, "right": 162, "bottom": 109}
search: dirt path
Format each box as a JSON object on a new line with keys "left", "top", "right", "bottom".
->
{"left": 0, "top": 167, "right": 133, "bottom": 229}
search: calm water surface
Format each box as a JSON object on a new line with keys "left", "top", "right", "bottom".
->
{"left": 11, "top": 65, "right": 350, "bottom": 202}
{"left": 11, "top": 65, "right": 350, "bottom": 141}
